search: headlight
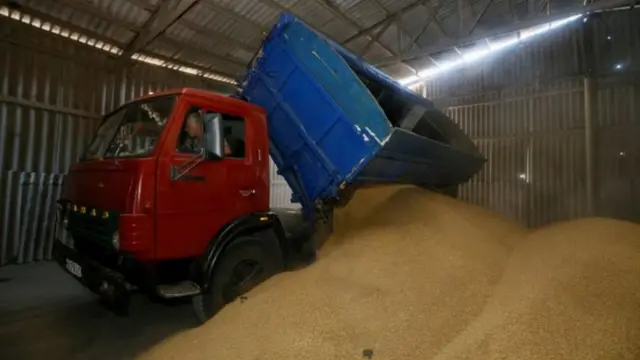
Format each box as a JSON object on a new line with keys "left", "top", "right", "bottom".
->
{"left": 62, "top": 213, "right": 70, "bottom": 229}
{"left": 57, "top": 204, "right": 70, "bottom": 229}
{"left": 112, "top": 232, "right": 120, "bottom": 250}
{"left": 57, "top": 204, "right": 70, "bottom": 230}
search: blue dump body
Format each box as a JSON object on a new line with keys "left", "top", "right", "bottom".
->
{"left": 241, "top": 13, "right": 485, "bottom": 218}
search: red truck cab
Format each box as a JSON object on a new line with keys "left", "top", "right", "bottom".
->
{"left": 53, "top": 88, "right": 313, "bottom": 322}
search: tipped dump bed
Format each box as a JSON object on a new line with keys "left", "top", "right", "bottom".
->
{"left": 241, "top": 13, "right": 485, "bottom": 215}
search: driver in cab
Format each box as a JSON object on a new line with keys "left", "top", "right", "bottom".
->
{"left": 180, "top": 112, "right": 232, "bottom": 156}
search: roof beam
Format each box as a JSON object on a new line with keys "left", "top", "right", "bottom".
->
{"left": 37, "top": 0, "right": 249, "bottom": 69}
{"left": 127, "top": 0, "right": 156, "bottom": 12}
{"left": 4, "top": 2, "right": 131, "bottom": 51}
{"left": 404, "top": 19, "right": 431, "bottom": 53}
{"left": 259, "top": 0, "right": 351, "bottom": 42}
{"left": 314, "top": 0, "right": 363, "bottom": 32}
{"left": 508, "top": 0, "right": 518, "bottom": 22}
{"left": 260, "top": 0, "right": 417, "bottom": 73}
{"left": 260, "top": 0, "right": 407, "bottom": 72}
{"left": 159, "top": 36, "right": 246, "bottom": 73}
{"left": 3, "top": 3, "right": 130, "bottom": 49}
{"left": 179, "top": 18, "right": 258, "bottom": 54}
{"left": 528, "top": 0, "right": 536, "bottom": 16}
{"left": 51, "top": 0, "right": 142, "bottom": 32}
{"left": 120, "top": 0, "right": 199, "bottom": 59}
{"left": 396, "top": 18, "right": 402, "bottom": 52}
{"left": 431, "top": 13, "right": 449, "bottom": 37}
{"left": 401, "top": 0, "right": 446, "bottom": 53}
{"left": 369, "top": 0, "right": 426, "bottom": 52}
{"left": 469, "top": 0, "right": 496, "bottom": 34}
{"left": 342, "top": 0, "right": 425, "bottom": 44}
{"left": 458, "top": 0, "right": 476, "bottom": 35}
{"left": 374, "top": 0, "right": 632, "bottom": 67}
{"left": 362, "top": 21, "right": 392, "bottom": 56}
{"left": 200, "top": 0, "right": 268, "bottom": 34}
{"left": 541, "top": 0, "right": 550, "bottom": 15}
{"left": 312, "top": 0, "right": 417, "bottom": 73}
{"left": 55, "top": 0, "right": 253, "bottom": 65}
{"left": 4, "top": 4, "right": 237, "bottom": 85}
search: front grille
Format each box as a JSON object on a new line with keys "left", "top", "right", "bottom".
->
{"left": 72, "top": 218, "right": 113, "bottom": 245}
{"left": 67, "top": 205, "right": 119, "bottom": 265}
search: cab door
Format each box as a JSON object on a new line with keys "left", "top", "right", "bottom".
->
{"left": 155, "top": 96, "right": 257, "bottom": 260}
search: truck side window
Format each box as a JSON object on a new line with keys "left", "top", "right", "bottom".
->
{"left": 222, "top": 115, "right": 246, "bottom": 159}
{"left": 177, "top": 107, "right": 246, "bottom": 159}
{"left": 177, "top": 108, "right": 204, "bottom": 154}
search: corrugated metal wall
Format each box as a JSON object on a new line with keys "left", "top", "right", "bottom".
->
{"left": 0, "top": 18, "right": 251, "bottom": 265}
{"left": 596, "top": 73, "right": 640, "bottom": 222}
{"left": 269, "top": 158, "right": 300, "bottom": 209}
{"left": 446, "top": 78, "right": 589, "bottom": 227}
{"left": 421, "top": 8, "right": 640, "bottom": 227}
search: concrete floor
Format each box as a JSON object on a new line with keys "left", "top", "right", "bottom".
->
{"left": 0, "top": 262, "right": 198, "bottom": 360}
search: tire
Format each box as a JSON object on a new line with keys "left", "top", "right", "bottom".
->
{"left": 192, "top": 236, "right": 283, "bottom": 324}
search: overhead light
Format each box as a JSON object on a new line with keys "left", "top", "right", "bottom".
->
{"left": 398, "top": 14, "right": 582, "bottom": 87}
{"left": 399, "top": 75, "right": 420, "bottom": 85}
{"left": 0, "top": 5, "right": 236, "bottom": 85}
{"left": 462, "top": 49, "right": 491, "bottom": 62}
{"left": 488, "top": 37, "right": 519, "bottom": 52}
{"left": 418, "top": 67, "right": 441, "bottom": 78}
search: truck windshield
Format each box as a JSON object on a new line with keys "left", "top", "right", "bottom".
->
{"left": 84, "top": 95, "right": 176, "bottom": 160}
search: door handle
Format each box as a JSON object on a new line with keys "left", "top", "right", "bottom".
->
{"left": 239, "top": 189, "right": 256, "bottom": 196}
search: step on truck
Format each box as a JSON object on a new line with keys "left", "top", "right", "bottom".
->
{"left": 53, "top": 13, "right": 485, "bottom": 323}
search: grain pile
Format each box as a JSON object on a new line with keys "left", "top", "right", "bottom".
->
{"left": 434, "top": 218, "right": 640, "bottom": 360}
{"left": 140, "top": 185, "right": 640, "bottom": 360}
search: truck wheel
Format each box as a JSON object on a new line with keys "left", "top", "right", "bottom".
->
{"left": 192, "top": 236, "right": 283, "bottom": 324}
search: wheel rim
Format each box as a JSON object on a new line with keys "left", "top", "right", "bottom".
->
{"left": 222, "top": 259, "right": 264, "bottom": 302}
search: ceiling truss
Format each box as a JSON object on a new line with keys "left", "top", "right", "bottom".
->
{"left": 3, "top": 0, "right": 631, "bottom": 80}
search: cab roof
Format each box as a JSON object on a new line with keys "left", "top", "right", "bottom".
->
{"left": 126, "top": 87, "right": 265, "bottom": 115}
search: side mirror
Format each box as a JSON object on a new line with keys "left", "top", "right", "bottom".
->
{"left": 203, "top": 114, "right": 225, "bottom": 160}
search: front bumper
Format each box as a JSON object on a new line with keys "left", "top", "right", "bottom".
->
{"left": 53, "top": 240, "right": 130, "bottom": 313}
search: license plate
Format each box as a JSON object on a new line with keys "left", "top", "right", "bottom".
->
{"left": 65, "top": 259, "right": 82, "bottom": 278}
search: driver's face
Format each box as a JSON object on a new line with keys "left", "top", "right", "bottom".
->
{"left": 186, "top": 116, "right": 203, "bottom": 138}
